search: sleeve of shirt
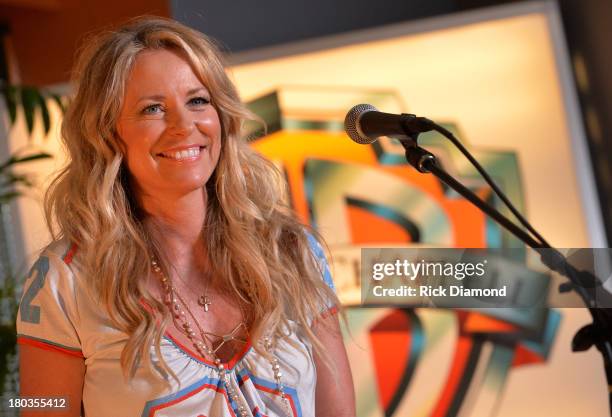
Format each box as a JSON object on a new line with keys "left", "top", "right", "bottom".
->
{"left": 16, "top": 245, "right": 83, "bottom": 358}
{"left": 306, "top": 233, "right": 338, "bottom": 316}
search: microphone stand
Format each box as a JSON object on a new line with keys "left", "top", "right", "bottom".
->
{"left": 398, "top": 136, "right": 612, "bottom": 414}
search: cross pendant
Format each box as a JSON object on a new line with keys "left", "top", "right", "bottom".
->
{"left": 198, "top": 295, "right": 211, "bottom": 312}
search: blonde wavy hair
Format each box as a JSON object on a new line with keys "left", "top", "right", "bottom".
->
{"left": 44, "top": 16, "right": 339, "bottom": 381}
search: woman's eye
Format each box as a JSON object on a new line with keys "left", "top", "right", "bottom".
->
{"left": 142, "top": 104, "right": 163, "bottom": 114}
{"left": 189, "top": 96, "right": 210, "bottom": 106}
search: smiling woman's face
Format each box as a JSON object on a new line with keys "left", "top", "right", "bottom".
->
{"left": 117, "top": 48, "right": 222, "bottom": 200}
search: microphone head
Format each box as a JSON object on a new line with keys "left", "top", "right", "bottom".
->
{"left": 344, "top": 103, "right": 378, "bottom": 144}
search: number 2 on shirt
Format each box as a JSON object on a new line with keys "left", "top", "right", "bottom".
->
{"left": 20, "top": 256, "right": 50, "bottom": 324}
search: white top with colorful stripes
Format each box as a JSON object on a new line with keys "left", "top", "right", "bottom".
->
{"left": 16, "top": 238, "right": 335, "bottom": 417}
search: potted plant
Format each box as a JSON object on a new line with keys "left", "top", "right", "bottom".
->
{"left": 0, "top": 82, "right": 63, "bottom": 399}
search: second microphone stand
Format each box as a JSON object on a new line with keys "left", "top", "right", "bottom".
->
{"left": 399, "top": 136, "right": 612, "bottom": 414}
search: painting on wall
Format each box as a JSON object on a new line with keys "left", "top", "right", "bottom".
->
{"left": 232, "top": 2, "right": 606, "bottom": 415}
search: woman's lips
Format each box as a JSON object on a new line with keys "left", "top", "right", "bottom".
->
{"left": 157, "top": 145, "right": 205, "bottom": 161}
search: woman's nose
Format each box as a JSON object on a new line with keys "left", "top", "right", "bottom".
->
{"left": 166, "top": 108, "right": 195, "bottom": 137}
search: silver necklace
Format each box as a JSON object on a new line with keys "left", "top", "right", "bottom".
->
{"left": 168, "top": 263, "right": 212, "bottom": 313}
{"left": 151, "top": 259, "right": 292, "bottom": 417}
{"left": 198, "top": 293, "right": 212, "bottom": 312}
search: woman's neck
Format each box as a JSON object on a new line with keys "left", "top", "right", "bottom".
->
{"left": 140, "top": 188, "right": 208, "bottom": 268}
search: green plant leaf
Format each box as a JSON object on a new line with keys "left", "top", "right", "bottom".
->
{"left": 0, "top": 324, "right": 16, "bottom": 352}
{"left": 3, "top": 85, "right": 66, "bottom": 135}
{"left": 0, "top": 172, "right": 34, "bottom": 188}
{"left": 0, "top": 191, "right": 22, "bottom": 203}
{"left": 10, "top": 152, "right": 52, "bottom": 164}
{"left": 37, "top": 93, "right": 51, "bottom": 136}
{"left": 0, "top": 152, "right": 52, "bottom": 171}
{"left": 50, "top": 94, "right": 65, "bottom": 113}
{"left": 20, "top": 87, "right": 38, "bottom": 135}
{"left": 3, "top": 85, "right": 18, "bottom": 125}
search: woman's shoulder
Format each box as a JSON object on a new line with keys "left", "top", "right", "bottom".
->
{"left": 305, "top": 231, "right": 335, "bottom": 291}
{"left": 16, "top": 238, "right": 84, "bottom": 356}
{"left": 18, "top": 238, "right": 85, "bottom": 324}
{"left": 41, "top": 238, "right": 78, "bottom": 266}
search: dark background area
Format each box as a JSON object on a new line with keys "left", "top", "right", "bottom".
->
{"left": 1, "top": 0, "right": 611, "bottom": 244}
{"left": 172, "top": 0, "right": 456, "bottom": 52}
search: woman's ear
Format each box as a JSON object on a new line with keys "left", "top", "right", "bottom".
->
{"left": 112, "top": 125, "right": 128, "bottom": 153}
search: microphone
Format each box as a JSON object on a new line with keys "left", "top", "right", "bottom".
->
{"left": 344, "top": 104, "right": 435, "bottom": 144}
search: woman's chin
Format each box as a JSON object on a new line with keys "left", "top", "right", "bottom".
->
{"left": 158, "top": 177, "right": 210, "bottom": 197}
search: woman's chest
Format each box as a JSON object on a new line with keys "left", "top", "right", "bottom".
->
{"left": 164, "top": 292, "right": 249, "bottom": 363}
{"left": 147, "top": 271, "right": 250, "bottom": 362}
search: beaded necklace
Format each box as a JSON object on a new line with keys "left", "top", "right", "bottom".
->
{"left": 151, "top": 259, "right": 292, "bottom": 417}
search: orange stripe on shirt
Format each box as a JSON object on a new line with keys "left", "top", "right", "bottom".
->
{"left": 17, "top": 336, "right": 84, "bottom": 358}
{"left": 63, "top": 243, "right": 78, "bottom": 265}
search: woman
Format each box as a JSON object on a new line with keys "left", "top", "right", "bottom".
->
{"left": 17, "top": 16, "right": 355, "bottom": 417}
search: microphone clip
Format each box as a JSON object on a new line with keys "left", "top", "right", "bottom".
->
{"left": 398, "top": 139, "right": 437, "bottom": 174}
{"left": 399, "top": 114, "right": 436, "bottom": 140}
